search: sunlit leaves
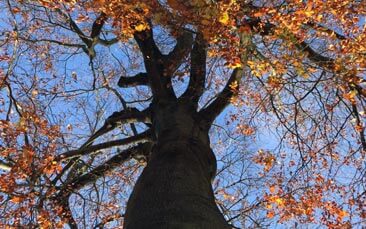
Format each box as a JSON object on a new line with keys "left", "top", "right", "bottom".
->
{"left": 134, "top": 23, "right": 148, "bottom": 32}
{"left": 218, "top": 11, "right": 229, "bottom": 25}
{"left": 253, "top": 150, "right": 276, "bottom": 172}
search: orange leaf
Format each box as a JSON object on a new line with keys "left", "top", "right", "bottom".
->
{"left": 267, "top": 211, "right": 275, "bottom": 218}
{"left": 10, "top": 196, "right": 22, "bottom": 203}
{"left": 269, "top": 185, "right": 276, "bottom": 193}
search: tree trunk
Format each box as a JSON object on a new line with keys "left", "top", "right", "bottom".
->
{"left": 124, "top": 100, "right": 230, "bottom": 229}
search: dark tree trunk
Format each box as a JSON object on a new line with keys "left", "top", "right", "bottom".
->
{"left": 124, "top": 100, "right": 230, "bottom": 229}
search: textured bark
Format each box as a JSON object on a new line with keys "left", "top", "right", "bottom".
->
{"left": 124, "top": 100, "right": 230, "bottom": 229}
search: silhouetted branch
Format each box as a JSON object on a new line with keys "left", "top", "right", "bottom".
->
{"left": 79, "top": 107, "right": 151, "bottom": 149}
{"left": 118, "top": 73, "right": 148, "bottom": 87}
{"left": 182, "top": 33, "right": 207, "bottom": 106}
{"left": 59, "top": 10, "right": 111, "bottom": 59}
{"left": 19, "top": 37, "right": 85, "bottom": 49}
{"left": 90, "top": 12, "right": 107, "bottom": 38}
{"left": 134, "top": 25, "right": 176, "bottom": 99}
{"left": 200, "top": 68, "right": 243, "bottom": 124}
{"left": 98, "top": 37, "right": 119, "bottom": 46}
{"left": 67, "top": 13, "right": 91, "bottom": 47}
{"left": 68, "top": 142, "right": 153, "bottom": 191}
{"left": 248, "top": 18, "right": 366, "bottom": 99}
{"left": 57, "top": 130, "right": 152, "bottom": 160}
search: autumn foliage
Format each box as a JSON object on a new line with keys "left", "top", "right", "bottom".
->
{"left": 0, "top": 0, "right": 366, "bottom": 228}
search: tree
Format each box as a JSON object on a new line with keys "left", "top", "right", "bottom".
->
{"left": 0, "top": 0, "right": 365, "bottom": 228}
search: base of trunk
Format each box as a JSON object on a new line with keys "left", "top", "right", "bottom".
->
{"left": 124, "top": 140, "right": 230, "bottom": 229}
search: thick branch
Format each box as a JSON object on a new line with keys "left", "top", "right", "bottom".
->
{"left": 79, "top": 107, "right": 151, "bottom": 149}
{"left": 164, "top": 30, "right": 194, "bottom": 76}
{"left": 118, "top": 73, "right": 148, "bottom": 87}
{"left": 134, "top": 28, "right": 163, "bottom": 94}
{"left": 200, "top": 68, "right": 243, "bottom": 124}
{"left": 57, "top": 130, "right": 152, "bottom": 160}
{"left": 90, "top": 12, "right": 107, "bottom": 38}
{"left": 134, "top": 28, "right": 162, "bottom": 59}
{"left": 182, "top": 33, "right": 207, "bottom": 105}
{"left": 68, "top": 143, "right": 152, "bottom": 191}
{"left": 134, "top": 26, "right": 175, "bottom": 99}
{"left": 294, "top": 35, "right": 366, "bottom": 97}
{"left": 106, "top": 107, "right": 151, "bottom": 125}
{"left": 64, "top": 12, "right": 92, "bottom": 47}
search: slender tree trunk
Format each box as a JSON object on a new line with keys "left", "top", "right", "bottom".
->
{"left": 124, "top": 100, "right": 230, "bottom": 229}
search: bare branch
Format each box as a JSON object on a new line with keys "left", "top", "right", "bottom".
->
{"left": 80, "top": 107, "right": 151, "bottom": 149}
{"left": 67, "top": 142, "right": 152, "bottom": 191}
{"left": 296, "top": 42, "right": 334, "bottom": 66}
{"left": 134, "top": 26, "right": 175, "bottom": 99}
{"left": 19, "top": 37, "right": 85, "bottom": 49}
{"left": 118, "top": 73, "right": 148, "bottom": 87}
{"left": 182, "top": 32, "right": 207, "bottom": 105}
{"left": 248, "top": 18, "right": 366, "bottom": 99}
{"left": 199, "top": 68, "right": 243, "bottom": 124}
{"left": 63, "top": 11, "right": 91, "bottom": 47}
{"left": 58, "top": 10, "right": 111, "bottom": 59}
{"left": 57, "top": 130, "right": 152, "bottom": 160}
{"left": 107, "top": 107, "right": 151, "bottom": 125}
{"left": 304, "top": 22, "right": 347, "bottom": 40}
{"left": 98, "top": 37, "right": 119, "bottom": 46}
{"left": 245, "top": 18, "right": 337, "bottom": 68}
{"left": 93, "top": 213, "right": 124, "bottom": 229}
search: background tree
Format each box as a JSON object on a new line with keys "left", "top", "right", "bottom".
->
{"left": 0, "top": 0, "right": 365, "bottom": 228}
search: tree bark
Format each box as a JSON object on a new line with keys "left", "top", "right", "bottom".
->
{"left": 124, "top": 100, "right": 230, "bottom": 229}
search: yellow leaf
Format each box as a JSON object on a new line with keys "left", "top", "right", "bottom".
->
{"left": 229, "top": 80, "right": 238, "bottom": 91}
{"left": 247, "top": 60, "right": 255, "bottom": 68}
{"left": 274, "top": 197, "right": 284, "bottom": 206}
{"left": 304, "top": 10, "right": 314, "bottom": 17}
{"left": 219, "top": 11, "right": 229, "bottom": 25}
{"left": 134, "top": 24, "right": 147, "bottom": 32}
{"left": 226, "top": 61, "right": 242, "bottom": 69}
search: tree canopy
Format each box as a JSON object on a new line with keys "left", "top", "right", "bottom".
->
{"left": 0, "top": 0, "right": 365, "bottom": 228}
